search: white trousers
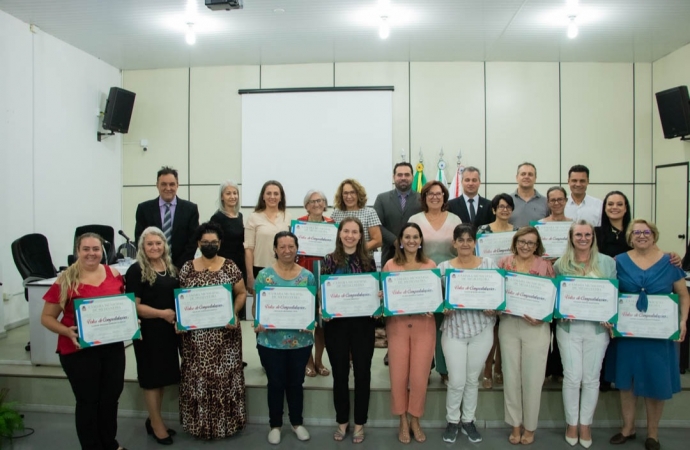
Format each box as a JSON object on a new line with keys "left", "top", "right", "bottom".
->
{"left": 499, "top": 315, "right": 550, "bottom": 431}
{"left": 556, "top": 321, "right": 609, "bottom": 426}
{"left": 442, "top": 324, "right": 494, "bottom": 423}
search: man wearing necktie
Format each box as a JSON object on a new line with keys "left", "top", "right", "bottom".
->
{"left": 134, "top": 166, "right": 200, "bottom": 268}
{"left": 447, "top": 166, "right": 494, "bottom": 228}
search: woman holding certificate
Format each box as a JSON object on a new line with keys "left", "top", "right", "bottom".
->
{"left": 125, "top": 226, "right": 180, "bottom": 445}
{"left": 478, "top": 193, "right": 518, "bottom": 390}
{"left": 321, "top": 217, "right": 377, "bottom": 443}
{"left": 438, "top": 223, "right": 498, "bottom": 444}
{"left": 409, "top": 181, "right": 462, "bottom": 386}
{"left": 178, "top": 222, "right": 247, "bottom": 440}
{"left": 608, "top": 219, "right": 689, "bottom": 450}
{"left": 382, "top": 222, "right": 437, "bottom": 443}
{"left": 553, "top": 220, "right": 616, "bottom": 448}
{"left": 41, "top": 233, "right": 128, "bottom": 450}
{"left": 331, "top": 179, "right": 382, "bottom": 252}
{"left": 497, "top": 227, "right": 555, "bottom": 445}
{"left": 254, "top": 231, "right": 316, "bottom": 445}
{"left": 297, "top": 189, "right": 333, "bottom": 379}
{"left": 542, "top": 186, "right": 572, "bottom": 222}
{"left": 245, "top": 180, "right": 291, "bottom": 295}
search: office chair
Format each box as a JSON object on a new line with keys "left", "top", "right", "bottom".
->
{"left": 11, "top": 233, "right": 58, "bottom": 352}
{"left": 71, "top": 224, "right": 118, "bottom": 265}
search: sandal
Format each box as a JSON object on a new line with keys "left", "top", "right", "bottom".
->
{"left": 410, "top": 421, "right": 426, "bottom": 443}
{"left": 305, "top": 366, "right": 317, "bottom": 377}
{"left": 333, "top": 424, "right": 348, "bottom": 441}
{"left": 521, "top": 431, "right": 535, "bottom": 445}
{"left": 398, "top": 422, "right": 410, "bottom": 444}
{"left": 482, "top": 376, "right": 493, "bottom": 389}
{"left": 352, "top": 426, "right": 365, "bottom": 444}
{"left": 509, "top": 427, "right": 522, "bottom": 445}
{"left": 494, "top": 372, "right": 504, "bottom": 385}
{"left": 316, "top": 365, "right": 330, "bottom": 376}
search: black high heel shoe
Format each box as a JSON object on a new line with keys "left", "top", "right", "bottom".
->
{"left": 145, "top": 418, "right": 174, "bottom": 445}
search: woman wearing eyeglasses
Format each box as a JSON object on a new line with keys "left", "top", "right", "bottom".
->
{"left": 477, "top": 194, "right": 519, "bottom": 390}
{"left": 330, "top": 179, "right": 382, "bottom": 253}
{"left": 497, "top": 226, "right": 555, "bottom": 445}
{"left": 607, "top": 219, "right": 688, "bottom": 450}
{"left": 409, "top": 181, "right": 462, "bottom": 386}
{"left": 296, "top": 189, "right": 334, "bottom": 379}
{"left": 542, "top": 187, "right": 572, "bottom": 223}
{"left": 553, "top": 220, "right": 616, "bottom": 448}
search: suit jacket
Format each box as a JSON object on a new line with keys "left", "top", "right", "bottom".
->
{"left": 373, "top": 189, "right": 422, "bottom": 265}
{"left": 134, "top": 196, "right": 200, "bottom": 268}
{"left": 447, "top": 195, "right": 494, "bottom": 228}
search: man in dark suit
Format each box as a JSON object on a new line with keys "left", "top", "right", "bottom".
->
{"left": 373, "top": 162, "right": 422, "bottom": 268}
{"left": 134, "top": 166, "right": 200, "bottom": 269}
{"left": 447, "top": 166, "right": 494, "bottom": 228}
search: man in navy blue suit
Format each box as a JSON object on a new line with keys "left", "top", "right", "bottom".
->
{"left": 134, "top": 166, "right": 199, "bottom": 268}
{"left": 447, "top": 166, "right": 494, "bottom": 228}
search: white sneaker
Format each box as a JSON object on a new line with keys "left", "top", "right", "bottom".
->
{"left": 268, "top": 428, "right": 281, "bottom": 444}
{"left": 292, "top": 425, "right": 310, "bottom": 441}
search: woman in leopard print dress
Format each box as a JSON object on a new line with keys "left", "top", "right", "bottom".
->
{"left": 178, "top": 222, "right": 248, "bottom": 439}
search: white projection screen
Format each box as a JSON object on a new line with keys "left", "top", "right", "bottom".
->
{"left": 241, "top": 89, "right": 393, "bottom": 207}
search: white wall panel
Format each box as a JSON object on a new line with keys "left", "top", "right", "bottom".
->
{"left": 260, "top": 63, "right": 333, "bottom": 89}
{"left": 561, "top": 63, "right": 634, "bottom": 184}
{"left": 123, "top": 68, "right": 189, "bottom": 185}
{"left": 634, "top": 64, "right": 653, "bottom": 183}
{"left": 633, "top": 184, "right": 653, "bottom": 220}
{"left": 410, "top": 62, "right": 485, "bottom": 183}
{"left": 189, "top": 65, "right": 259, "bottom": 185}
{"left": 486, "top": 62, "right": 560, "bottom": 184}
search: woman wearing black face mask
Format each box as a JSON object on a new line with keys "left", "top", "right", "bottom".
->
{"left": 178, "top": 222, "right": 248, "bottom": 439}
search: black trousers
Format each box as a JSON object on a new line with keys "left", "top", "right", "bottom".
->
{"left": 324, "top": 317, "right": 376, "bottom": 425}
{"left": 59, "top": 342, "right": 125, "bottom": 450}
{"left": 257, "top": 344, "right": 312, "bottom": 428}
{"left": 545, "top": 320, "right": 564, "bottom": 378}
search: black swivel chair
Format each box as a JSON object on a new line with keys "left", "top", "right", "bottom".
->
{"left": 69, "top": 224, "right": 118, "bottom": 266}
{"left": 11, "top": 233, "right": 58, "bottom": 352}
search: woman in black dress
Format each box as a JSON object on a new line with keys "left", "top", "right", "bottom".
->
{"left": 126, "top": 226, "right": 180, "bottom": 445}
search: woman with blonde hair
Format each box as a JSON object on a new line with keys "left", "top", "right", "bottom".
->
{"left": 41, "top": 232, "right": 128, "bottom": 450}
{"left": 331, "top": 179, "right": 382, "bottom": 252}
{"left": 125, "top": 226, "right": 180, "bottom": 445}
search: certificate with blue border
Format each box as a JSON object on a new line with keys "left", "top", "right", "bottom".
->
{"left": 444, "top": 268, "right": 506, "bottom": 311}
{"left": 255, "top": 284, "right": 317, "bottom": 330}
{"left": 504, "top": 271, "right": 558, "bottom": 322}
{"left": 382, "top": 269, "right": 443, "bottom": 316}
{"left": 175, "top": 284, "right": 235, "bottom": 331}
{"left": 291, "top": 220, "right": 338, "bottom": 257}
{"left": 74, "top": 293, "right": 140, "bottom": 348}
{"left": 613, "top": 293, "right": 680, "bottom": 340}
{"left": 555, "top": 276, "right": 618, "bottom": 323}
{"left": 321, "top": 273, "right": 381, "bottom": 319}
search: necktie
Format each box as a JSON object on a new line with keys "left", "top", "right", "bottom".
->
{"left": 468, "top": 198, "right": 476, "bottom": 222}
{"left": 400, "top": 194, "right": 407, "bottom": 211}
{"left": 162, "top": 203, "right": 172, "bottom": 242}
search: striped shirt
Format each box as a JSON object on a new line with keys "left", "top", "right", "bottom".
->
{"left": 439, "top": 258, "right": 497, "bottom": 339}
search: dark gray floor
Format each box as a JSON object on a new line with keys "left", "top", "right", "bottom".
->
{"left": 4, "top": 412, "right": 690, "bottom": 449}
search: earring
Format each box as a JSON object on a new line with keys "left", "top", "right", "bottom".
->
{"left": 399, "top": 245, "right": 404, "bottom": 249}
{"left": 418, "top": 245, "right": 422, "bottom": 248}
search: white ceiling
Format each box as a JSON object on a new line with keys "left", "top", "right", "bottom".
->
{"left": 2, "top": 0, "right": 690, "bottom": 70}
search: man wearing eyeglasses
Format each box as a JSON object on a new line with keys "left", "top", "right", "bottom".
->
{"left": 510, "top": 162, "right": 549, "bottom": 228}
{"left": 564, "top": 164, "right": 603, "bottom": 226}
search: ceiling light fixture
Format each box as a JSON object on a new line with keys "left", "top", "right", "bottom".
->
{"left": 379, "top": 16, "right": 390, "bottom": 39}
{"left": 185, "top": 22, "right": 196, "bottom": 45}
{"left": 567, "top": 15, "right": 578, "bottom": 39}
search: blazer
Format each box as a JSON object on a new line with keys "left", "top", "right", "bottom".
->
{"left": 373, "top": 189, "right": 422, "bottom": 265}
{"left": 134, "top": 196, "right": 200, "bottom": 268}
{"left": 447, "top": 195, "right": 495, "bottom": 228}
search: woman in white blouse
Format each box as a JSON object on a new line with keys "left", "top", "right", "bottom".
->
{"left": 438, "top": 223, "right": 497, "bottom": 444}
{"left": 244, "top": 180, "right": 291, "bottom": 295}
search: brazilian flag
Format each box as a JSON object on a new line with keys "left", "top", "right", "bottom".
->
{"left": 412, "top": 162, "right": 426, "bottom": 193}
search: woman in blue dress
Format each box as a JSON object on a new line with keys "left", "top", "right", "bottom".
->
{"left": 608, "top": 219, "right": 689, "bottom": 450}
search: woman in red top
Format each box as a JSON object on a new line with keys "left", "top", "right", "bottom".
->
{"left": 41, "top": 233, "right": 128, "bottom": 450}
{"left": 297, "top": 189, "right": 334, "bottom": 378}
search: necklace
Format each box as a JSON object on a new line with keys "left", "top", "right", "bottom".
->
{"left": 611, "top": 226, "right": 620, "bottom": 239}
{"left": 155, "top": 267, "right": 167, "bottom": 277}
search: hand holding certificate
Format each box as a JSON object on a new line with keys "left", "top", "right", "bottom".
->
{"left": 445, "top": 269, "right": 506, "bottom": 311}
{"left": 321, "top": 273, "right": 381, "bottom": 319}
{"left": 382, "top": 269, "right": 443, "bottom": 316}
{"left": 291, "top": 220, "right": 338, "bottom": 257}
{"left": 504, "top": 272, "right": 558, "bottom": 322}
{"left": 255, "top": 284, "right": 317, "bottom": 330}
{"left": 74, "top": 293, "right": 141, "bottom": 348}
{"left": 613, "top": 293, "right": 680, "bottom": 340}
{"left": 531, "top": 221, "right": 572, "bottom": 258}
{"left": 476, "top": 231, "right": 516, "bottom": 262}
{"left": 175, "top": 284, "right": 235, "bottom": 331}
{"left": 555, "top": 276, "right": 619, "bottom": 323}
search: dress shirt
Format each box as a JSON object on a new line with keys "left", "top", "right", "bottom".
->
{"left": 463, "top": 193, "right": 478, "bottom": 218}
{"left": 159, "top": 196, "right": 177, "bottom": 225}
{"left": 564, "top": 194, "right": 603, "bottom": 227}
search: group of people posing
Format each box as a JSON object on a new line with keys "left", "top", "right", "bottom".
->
{"left": 40, "top": 163, "right": 688, "bottom": 450}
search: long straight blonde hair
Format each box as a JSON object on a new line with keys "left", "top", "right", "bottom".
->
{"left": 57, "top": 233, "right": 103, "bottom": 308}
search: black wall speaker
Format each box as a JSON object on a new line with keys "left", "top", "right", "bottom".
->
{"left": 102, "top": 87, "right": 136, "bottom": 133}
{"left": 655, "top": 86, "right": 690, "bottom": 139}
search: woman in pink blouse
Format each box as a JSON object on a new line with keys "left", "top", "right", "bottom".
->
{"left": 497, "top": 226, "right": 555, "bottom": 445}
{"left": 382, "top": 222, "right": 437, "bottom": 444}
